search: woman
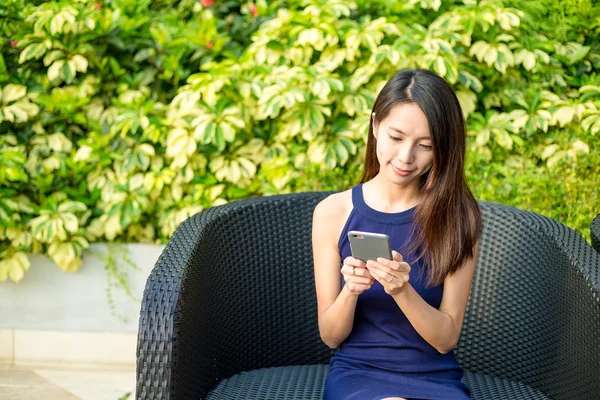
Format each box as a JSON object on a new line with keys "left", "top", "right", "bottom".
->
{"left": 312, "top": 69, "right": 482, "bottom": 400}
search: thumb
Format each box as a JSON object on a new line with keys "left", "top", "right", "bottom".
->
{"left": 392, "top": 250, "right": 403, "bottom": 262}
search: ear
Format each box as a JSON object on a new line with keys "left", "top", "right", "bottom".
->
{"left": 371, "top": 112, "right": 378, "bottom": 139}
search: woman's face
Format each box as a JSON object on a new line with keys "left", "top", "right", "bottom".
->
{"left": 372, "top": 102, "right": 434, "bottom": 188}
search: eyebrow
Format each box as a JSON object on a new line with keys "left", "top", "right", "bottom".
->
{"left": 388, "top": 126, "right": 431, "bottom": 141}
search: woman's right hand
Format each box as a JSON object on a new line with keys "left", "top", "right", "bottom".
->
{"left": 341, "top": 256, "right": 375, "bottom": 295}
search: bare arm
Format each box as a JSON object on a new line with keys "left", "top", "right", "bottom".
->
{"left": 367, "top": 241, "right": 479, "bottom": 354}
{"left": 312, "top": 197, "right": 373, "bottom": 349}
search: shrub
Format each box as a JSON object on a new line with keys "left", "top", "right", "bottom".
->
{"left": 1, "top": 0, "right": 598, "bottom": 283}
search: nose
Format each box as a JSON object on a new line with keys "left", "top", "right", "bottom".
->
{"left": 397, "top": 144, "right": 415, "bottom": 166}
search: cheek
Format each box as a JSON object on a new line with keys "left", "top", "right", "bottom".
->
{"left": 375, "top": 142, "right": 386, "bottom": 160}
{"left": 421, "top": 154, "right": 434, "bottom": 170}
{"left": 376, "top": 141, "right": 392, "bottom": 159}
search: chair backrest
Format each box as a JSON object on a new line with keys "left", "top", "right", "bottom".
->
{"left": 182, "top": 191, "right": 598, "bottom": 397}
{"left": 181, "top": 190, "right": 336, "bottom": 374}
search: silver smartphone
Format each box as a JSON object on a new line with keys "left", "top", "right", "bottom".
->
{"left": 348, "top": 230, "right": 392, "bottom": 263}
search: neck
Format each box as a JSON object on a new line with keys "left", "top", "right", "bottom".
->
{"left": 365, "top": 175, "right": 422, "bottom": 211}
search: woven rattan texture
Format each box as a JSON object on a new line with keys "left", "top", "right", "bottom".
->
{"left": 592, "top": 214, "right": 600, "bottom": 253}
{"left": 204, "top": 365, "right": 551, "bottom": 400}
{"left": 462, "top": 371, "right": 550, "bottom": 400}
{"left": 136, "top": 193, "right": 599, "bottom": 400}
{"left": 454, "top": 201, "right": 600, "bottom": 400}
{"left": 136, "top": 191, "right": 336, "bottom": 400}
{"left": 205, "top": 364, "right": 329, "bottom": 399}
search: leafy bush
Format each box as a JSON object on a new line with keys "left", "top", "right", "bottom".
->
{"left": 1, "top": 0, "right": 599, "bottom": 283}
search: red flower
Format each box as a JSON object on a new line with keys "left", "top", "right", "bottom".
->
{"left": 200, "top": 0, "right": 214, "bottom": 6}
{"left": 94, "top": 3, "right": 101, "bottom": 9}
{"left": 249, "top": 4, "right": 258, "bottom": 17}
{"left": 11, "top": 40, "right": 18, "bottom": 47}
{"left": 206, "top": 41, "right": 214, "bottom": 49}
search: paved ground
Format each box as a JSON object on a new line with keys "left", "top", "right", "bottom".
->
{"left": 0, "top": 364, "right": 135, "bottom": 400}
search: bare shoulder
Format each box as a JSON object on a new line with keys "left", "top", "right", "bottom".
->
{"left": 313, "top": 189, "right": 353, "bottom": 249}
{"left": 313, "top": 189, "right": 353, "bottom": 225}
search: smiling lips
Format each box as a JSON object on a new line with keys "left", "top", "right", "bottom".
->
{"left": 392, "top": 164, "right": 414, "bottom": 175}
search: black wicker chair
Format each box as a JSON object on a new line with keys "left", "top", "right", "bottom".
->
{"left": 136, "top": 191, "right": 600, "bottom": 400}
{"left": 592, "top": 214, "right": 600, "bottom": 253}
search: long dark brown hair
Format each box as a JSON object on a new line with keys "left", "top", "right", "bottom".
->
{"left": 359, "top": 69, "right": 482, "bottom": 287}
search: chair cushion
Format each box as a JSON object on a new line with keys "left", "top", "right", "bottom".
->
{"left": 462, "top": 370, "right": 550, "bottom": 400}
{"left": 205, "top": 365, "right": 551, "bottom": 400}
{"left": 205, "top": 364, "right": 329, "bottom": 399}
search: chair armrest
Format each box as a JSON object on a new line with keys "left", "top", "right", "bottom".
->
{"left": 456, "top": 202, "right": 600, "bottom": 400}
{"left": 135, "top": 192, "right": 335, "bottom": 400}
{"left": 135, "top": 207, "right": 214, "bottom": 400}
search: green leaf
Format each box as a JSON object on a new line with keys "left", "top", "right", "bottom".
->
{"left": 48, "top": 60, "right": 65, "bottom": 82}
{"left": 18, "top": 43, "right": 43, "bottom": 64}
{"left": 568, "top": 45, "right": 590, "bottom": 65}
{"left": 324, "top": 149, "right": 336, "bottom": 169}
{"left": 203, "top": 121, "right": 216, "bottom": 144}
{"left": 43, "top": 50, "right": 64, "bottom": 67}
{"left": 214, "top": 125, "right": 225, "bottom": 151}
{"left": 458, "top": 71, "right": 482, "bottom": 92}
{"left": 493, "top": 129, "right": 513, "bottom": 149}
{"left": 554, "top": 106, "right": 575, "bottom": 127}
{"left": 1, "top": 84, "right": 27, "bottom": 104}
{"left": 61, "top": 213, "right": 79, "bottom": 233}
{"left": 58, "top": 201, "right": 87, "bottom": 213}
{"left": 70, "top": 55, "right": 88, "bottom": 72}
{"left": 134, "top": 48, "right": 156, "bottom": 63}
{"left": 220, "top": 122, "right": 236, "bottom": 142}
{"left": 332, "top": 141, "right": 349, "bottom": 165}
{"left": 8, "top": 259, "right": 25, "bottom": 282}
{"left": 433, "top": 56, "right": 446, "bottom": 77}
{"left": 309, "top": 108, "right": 325, "bottom": 130}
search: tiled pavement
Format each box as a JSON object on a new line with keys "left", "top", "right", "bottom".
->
{"left": 0, "top": 364, "right": 135, "bottom": 400}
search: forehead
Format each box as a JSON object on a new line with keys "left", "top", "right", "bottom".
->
{"left": 381, "top": 103, "right": 431, "bottom": 139}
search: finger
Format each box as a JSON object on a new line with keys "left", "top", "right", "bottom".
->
{"left": 366, "top": 259, "right": 383, "bottom": 267}
{"left": 398, "top": 261, "right": 411, "bottom": 272}
{"left": 351, "top": 267, "right": 370, "bottom": 277}
{"left": 367, "top": 260, "right": 392, "bottom": 274}
{"left": 356, "top": 265, "right": 375, "bottom": 280}
{"left": 342, "top": 265, "right": 373, "bottom": 282}
{"left": 392, "top": 251, "right": 403, "bottom": 263}
{"left": 345, "top": 256, "right": 367, "bottom": 268}
{"left": 377, "top": 257, "right": 402, "bottom": 271}
{"left": 342, "top": 263, "right": 369, "bottom": 277}
{"left": 376, "top": 257, "right": 391, "bottom": 267}
{"left": 342, "top": 264, "right": 353, "bottom": 276}
{"left": 366, "top": 266, "right": 386, "bottom": 282}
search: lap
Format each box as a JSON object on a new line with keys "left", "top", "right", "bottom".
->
{"left": 325, "top": 367, "right": 466, "bottom": 400}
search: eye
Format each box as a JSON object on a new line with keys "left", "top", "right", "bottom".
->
{"left": 420, "top": 144, "right": 433, "bottom": 150}
{"left": 388, "top": 134, "right": 401, "bottom": 141}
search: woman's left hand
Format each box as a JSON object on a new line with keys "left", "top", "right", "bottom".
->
{"left": 366, "top": 250, "right": 411, "bottom": 295}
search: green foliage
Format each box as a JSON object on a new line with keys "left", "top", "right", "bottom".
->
{"left": 505, "top": 0, "right": 600, "bottom": 42}
{"left": 1, "top": 0, "right": 599, "bottom": 284}
{"left": 90, "top": 243, "right": 140, "bottom": 323}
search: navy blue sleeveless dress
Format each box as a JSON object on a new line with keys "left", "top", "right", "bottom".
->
{"left": 322, "top": 183, "right": 470, "bottom": 400}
